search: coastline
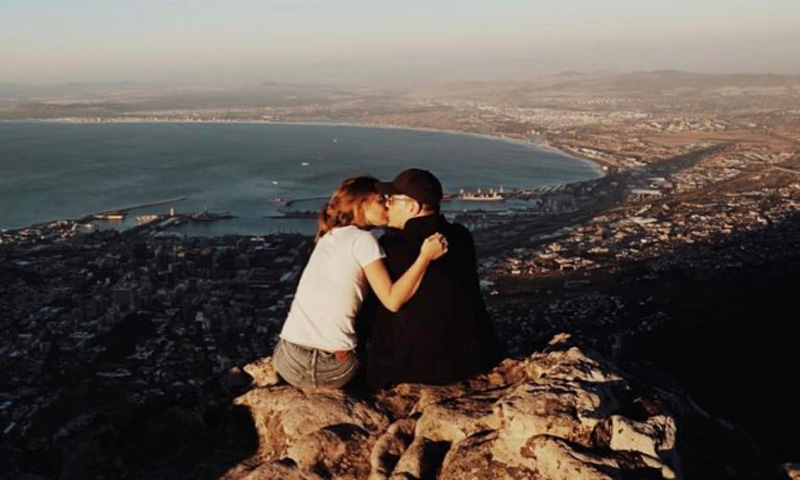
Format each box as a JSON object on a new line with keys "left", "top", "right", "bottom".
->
{"left": 539, "top": 140, "right": 617, "bottom": 173}
{"left": 0, "top": 119, "right": 608, "bottom": 232}
{"left": 3, "top": 118, "right": 608, "bottom": 178}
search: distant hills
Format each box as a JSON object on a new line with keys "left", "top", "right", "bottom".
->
{"left": 546, "top": 70, "right": 800, "bottom": 92}
{"left": 0, "top": 81, "right": 147, "bottom": 100}
{"left": 2, "top": 71, "right": 799, "bottom": 119}
{"left": 0, "top": 81, "right": 360, "bottom": 105}
{"left": 408, "top": 70, "right": 800, "bottom": 102}
{"left": 0, "top": 81, "right": 371, "bottom": 119}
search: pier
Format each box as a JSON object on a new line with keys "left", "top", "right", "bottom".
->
{"left": 80, "top": 196, "right": 188, "bottom": 221}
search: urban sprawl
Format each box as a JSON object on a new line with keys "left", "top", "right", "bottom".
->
{"left": 2, "top": 76, "right": 800, "bottom": 468}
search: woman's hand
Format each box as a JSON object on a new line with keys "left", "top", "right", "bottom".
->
{"left": 421, "top": 232, "right": 449, "bottom": 261}
{"left": 364, "top": 232, "right": 448, "bottom": 312}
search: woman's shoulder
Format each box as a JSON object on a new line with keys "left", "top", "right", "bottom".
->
{"left": 330, "top": 225, "right": 379, "bottom": 244}
{"left": 331, "top": 224, "right": 370, "bottom": 236}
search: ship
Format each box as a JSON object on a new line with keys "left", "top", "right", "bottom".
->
{"left": 93, "top": 213, "right": 126, "bottom": 221}
{"left": 191, "top": 209, "right": 236, "bottom": 222}
{"left": 135, "top": 214, "right": 162, "bottom": 224}
{"left": 275, "top": 209, "right": 318, "bottom": 219}
{"left": 457, "top": 187, "right": 505, "bottom": 202}
{"left": 191, "top": 215, "right": 235, "bottom": 223}
{"left": 282, "top": 210, "right": 318, "bottom": 219}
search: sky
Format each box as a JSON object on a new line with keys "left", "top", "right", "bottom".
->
{"left": 1, "top": 0, "right": 799, "bottom": 85}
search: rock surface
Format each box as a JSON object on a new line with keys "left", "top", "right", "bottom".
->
{"left": 783, "top": 463, "right": 800, "bottom": 480}
{"left": 242, "top": 356, "right": 281, "bottom": 388}
{"left": 222, "top": 338, "right": 689, "bottom": 480}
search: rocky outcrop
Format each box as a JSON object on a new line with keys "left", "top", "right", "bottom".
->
{"left": 782, "top": 464, "right": 800, "bottom": 480}
{"left": 221, "top": 336, "right": 687, "bottom": 480}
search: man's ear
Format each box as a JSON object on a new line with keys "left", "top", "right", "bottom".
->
{"left": 410, "top": 201, "right": 422, "bottom": 217}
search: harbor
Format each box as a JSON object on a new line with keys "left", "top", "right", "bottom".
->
{"left": 71, "top": 200, "right": 240, "bottom": 236}
{"left": 41, "top": 182, "right": 586, "bottom": 238}
{"left": 79, "top": 196, "right": 188, "bottom": 222}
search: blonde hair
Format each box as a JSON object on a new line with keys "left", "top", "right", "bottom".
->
{"left": 316, "top": 176, "right": 380, "bottom": 242}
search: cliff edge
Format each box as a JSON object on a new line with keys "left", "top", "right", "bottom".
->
{"left": 221, "top": 335, "right": 689, "bottom": 480}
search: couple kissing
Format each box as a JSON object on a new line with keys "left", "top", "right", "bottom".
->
{"left": 273, "top": 168, "right": 503, "bottom": 390}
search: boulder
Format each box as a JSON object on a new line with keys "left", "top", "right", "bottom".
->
{"left": 439, "top": 431, "right": 675, "bottom": 480}
{"left": 233, "top": 387, "right": 389, "bottom": 462}
{"left": 368, "top": 418, "right": 416, "bottom": 480}
{"left": 242, "top": 356, "right": 280, "bottom": 388}
{"left": 229, "top": 339, "right": 685, "bottom": 479}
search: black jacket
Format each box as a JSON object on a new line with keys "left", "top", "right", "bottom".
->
{"left": 360, "top": 214, "right": 503, "bottom": 389}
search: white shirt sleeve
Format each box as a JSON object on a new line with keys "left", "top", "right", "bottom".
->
{"left": 351, "top": 230, "right": 386, "bottom": 268}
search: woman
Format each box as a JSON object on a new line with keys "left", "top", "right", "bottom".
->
{"left": 273, "top": 176, "right": 447, "bottom": 389}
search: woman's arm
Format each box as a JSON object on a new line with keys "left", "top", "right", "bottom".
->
{"left": 363, "top": 233, "right": 447, "bottom": 312}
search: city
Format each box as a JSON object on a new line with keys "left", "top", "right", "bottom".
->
{"left": 2, "top": 72, "right": 800, "bottom": 478}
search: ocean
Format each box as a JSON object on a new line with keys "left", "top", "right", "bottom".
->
{"left": 0, "top": 122, "right": 603, "bottom": 235}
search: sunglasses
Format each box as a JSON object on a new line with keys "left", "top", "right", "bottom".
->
{"left": 384, "top": 195, "right": 416, "bottom": 205}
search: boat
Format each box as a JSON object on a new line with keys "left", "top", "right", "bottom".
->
{"left": 94, "top": 213, "right": 126, "bottom": 221}
{"left": 135, "top": 214, "right": 161, "bottom": 224}
{"left": 191, "top": 210, "right": 236, "bottom": 222}
{"left": 277, "top": 210, "right": 318, "bottom": 219}
{"left": 459, "top": 193, "right": 504, "bottom": 201}
{"left": 457, "top": 188, "right": 504, "bottom": 202}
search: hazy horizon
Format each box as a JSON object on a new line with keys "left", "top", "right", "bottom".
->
{"left": 2, "top": 0, "right": 799, "bottom": 86}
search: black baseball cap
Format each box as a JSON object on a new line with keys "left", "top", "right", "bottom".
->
{"left": 376, "top": 168, "right": 443, "bottom": 207}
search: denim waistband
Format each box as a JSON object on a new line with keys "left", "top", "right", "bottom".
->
{"left": 280, "top": 338, "right": 348, "bottom": 358}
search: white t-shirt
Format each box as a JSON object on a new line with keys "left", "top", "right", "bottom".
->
{"left": 280, "top": 225, "right": 385, "bottom": 351}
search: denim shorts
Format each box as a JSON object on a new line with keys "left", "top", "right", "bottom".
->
{"left": 273, "top": 338, "right": 359, "bottom": 389}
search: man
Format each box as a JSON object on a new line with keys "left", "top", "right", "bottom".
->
{"left": 360, "top": 168, "right": 503, "bottom": 389}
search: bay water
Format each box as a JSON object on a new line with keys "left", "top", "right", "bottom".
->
{"left": 0, "top": 122, "right": 603, "bottom": 235}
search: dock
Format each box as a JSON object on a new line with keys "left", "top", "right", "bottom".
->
{"left": 79, "top": 196, "right": 188, "bottom": 221}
